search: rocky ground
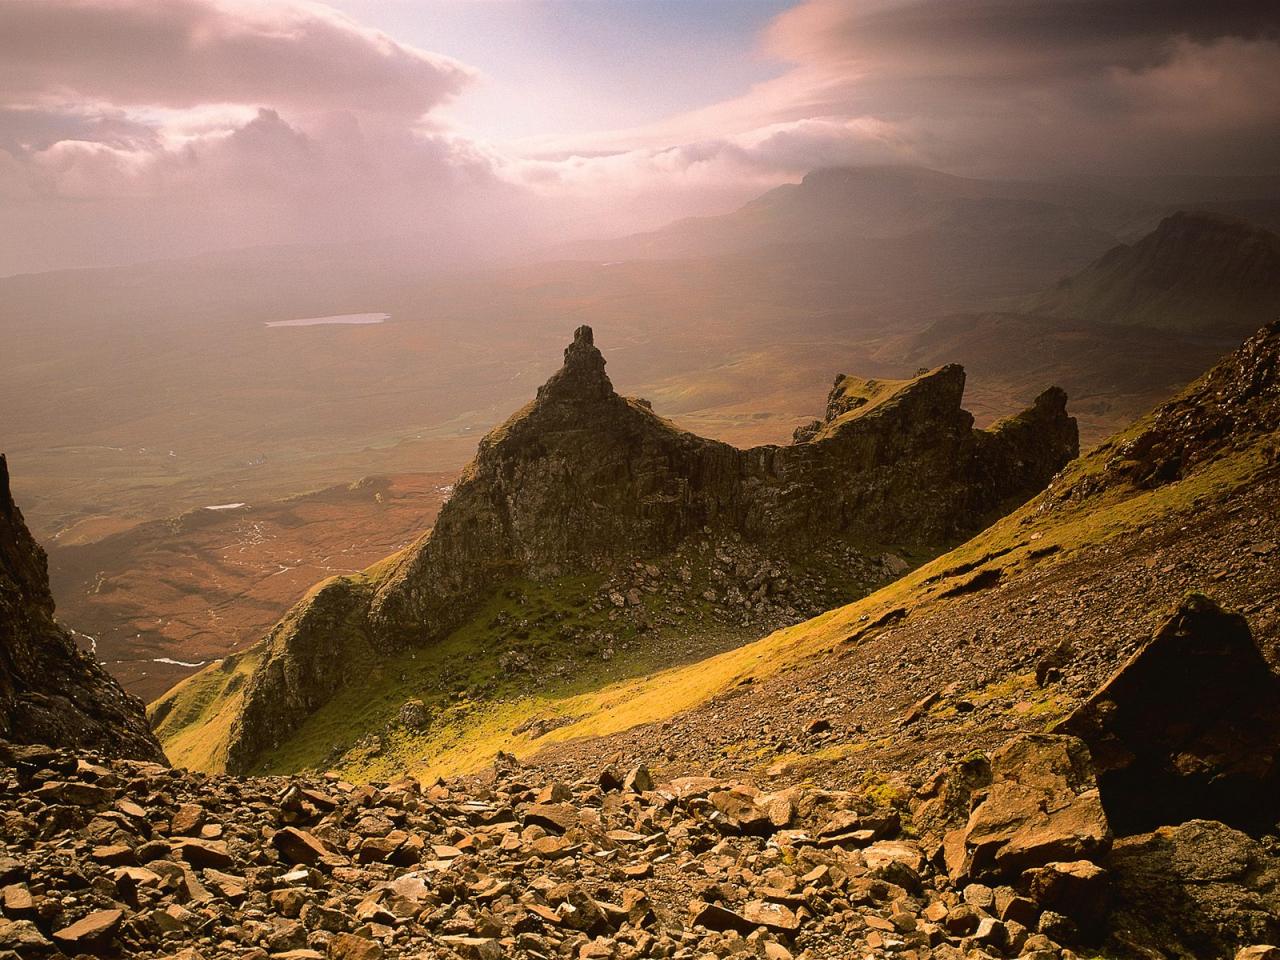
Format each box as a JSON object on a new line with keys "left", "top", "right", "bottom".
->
{"left": 3, "top": 320, "right": 1278, "bottom": 960}
{"left": 524, "top": 464, "right": 1280, "bottom": 796}
{"left": 4, "top": 724, "right": 1276, "bottom": 960}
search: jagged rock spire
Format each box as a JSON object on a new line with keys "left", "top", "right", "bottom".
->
{"left": 536, "top": 325, "right": 614, "bottom": 402}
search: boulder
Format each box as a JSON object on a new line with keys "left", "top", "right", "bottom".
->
{"left": 170, "top": 838, "right": 233, "bottom": 869}
{"left": 945, "top": 734, "right": 1111, "bottom": 882}
{"left": 709, "top": 788, "right": 774, "bottom": 836}
{"left": 524, "top": 803, "right": 579, "bottom": 835}
{"left": 1057, "top": 595, "right": 1280, "bottom": 835}
{"left": 1022, "top": 860, "right": 1109, "bottom": 941}
{"left": 689, "top": 901, "right": 757, "bottom": 935}
{"left": 273, "top": 826, "right": 330, "bottom": 864}
{"left": 397, "top": 699, "right": 431, "bottom": 732}
{"left": 0, "top": 918, "right": 52, "bottom": 955}
{"left": 328, "top": 932, "right": 383, "bottom": 960}
{"left": 1104, "top": 819, "right": 1280, "bottom": 960}
{"left": 52, "top": 909, "right": 124, "bottom": 950}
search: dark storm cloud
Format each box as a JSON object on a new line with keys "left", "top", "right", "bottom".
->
{"left": 750, "top": 0, "right": 1280, "bottom": 174}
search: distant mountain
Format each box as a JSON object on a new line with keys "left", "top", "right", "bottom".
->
{"left": 575, "top": 166, "right": 1151, "bottom": 261}
{"left": 878, "top": 210, "right": 1280, "bottom": 444}
{"left": 1029, "top": 211, "right": 1280, "bottom": 336}
{"left": 549, "top": 166, "right": 1193, "bottom": 314}
{"left": 1060, "top": 172, "right": 1280, "bottom": 234}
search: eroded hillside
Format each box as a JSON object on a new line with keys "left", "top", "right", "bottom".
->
{"left": 516, "top": 320, "right": 1280, "bottom": 790}
{"left": 154, "top": 327, "right": 1078, "bottom": 776}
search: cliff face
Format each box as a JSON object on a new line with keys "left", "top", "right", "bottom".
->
{"left": 223, "top": 327, "right": 1077, "bottom": 773}
{"left": 0, "top": 455, "right": 165, "bottom": 763}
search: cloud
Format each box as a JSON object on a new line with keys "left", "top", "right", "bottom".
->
{"left": 0, "top": 0, "right": 473, "bottom": 116}
{"left": 753, "top": 0, "right": 1280, "bottom": 172}
{"left": 522, "top": 0, "right": 1280, "bottom": 198}
{"left": 0, "top": 0, "right": 516, "bottom": 273}
{"left": 1, "top": 0, "right": 1278, "bottom": 273}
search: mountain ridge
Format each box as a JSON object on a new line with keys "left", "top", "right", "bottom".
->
{"left": 1028, "top": 210, "right": 1280, "bottom": 335}
{"left": 517, "top": 319, "right": 1280, "bottom": 801}
{"left": 156, "top": 326, "right": 1078, "bottom": 776}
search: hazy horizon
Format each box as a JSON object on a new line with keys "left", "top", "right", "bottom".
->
{"left": 2, "top": 0, "right": 1278, "bottom": 276}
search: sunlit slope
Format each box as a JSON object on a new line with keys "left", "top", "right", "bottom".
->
{"left": 154, "top": 326, "right": 1077, "bottom": 776}
{"left": 391, "top": 404, "right": 1270, "bottom": 783}
{"left": 153, "top": 323, "right": 1278, "bottom": 782}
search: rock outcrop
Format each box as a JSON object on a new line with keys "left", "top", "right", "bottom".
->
{"left": 0, "top": 455, "right": 165, "bottom": 763}
{"left": 1105, "top": 820, "right": 1280, "bottom": 959}
{"left": 1056, "top": 318, "right": 1280, "bottom": 498}
{"left": 1057, "top": 594, "right": 1280, "bottom": 836}
{"left": 223, "top": 327, "right": 1077, "bottom": 774}
{"left": 938, "top": 735, "right": 1111, "bottom": 885}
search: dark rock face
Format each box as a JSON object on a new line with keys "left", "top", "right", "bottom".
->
{"left": 226, "top": 327, "right": 1077, "bottom": 773}
{"left": 0, "top": 455, "right": 165, "bottom": 763}
{"left": 1105, "top": 820, "right": 1280, "bottom": 960}
{"left": 1058, "top": 594, "right": 1280, "bottom": 836}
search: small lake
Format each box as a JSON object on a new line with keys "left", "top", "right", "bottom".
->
{"left": 265, "top": 312, "right": 389, "bottom": 328}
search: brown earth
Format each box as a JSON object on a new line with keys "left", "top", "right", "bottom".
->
{"left": 46, "top": 473, "right": 455, "bottom": 702}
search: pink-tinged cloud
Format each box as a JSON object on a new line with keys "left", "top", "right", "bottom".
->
{"left": 0, "top": 0, "right": 515, "bottom": 273}
{"left": 1, "top": 0, "right": 1278, "bottom": 274}
{"left": 0, "top": 0, "right": 474, "bottom": 117}
{"left": 523, "top": 0, "right": 1280, "bottom": 190}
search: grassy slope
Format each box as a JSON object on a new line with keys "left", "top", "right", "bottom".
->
{"left": 151, "top": 371, "right": 948, "bottom": 777}
{"left": 153, "top": 371, "right": 1268, "bottom": 781}
{"left": 149, "top": 648, "right": 262, "bottom": 771}
{"left": 382, "top": 410, "right": 1269, "bottom": 783}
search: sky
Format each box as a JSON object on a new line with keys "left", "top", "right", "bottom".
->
{"left": 1, "top": 0, "right": 1278, "bottom": 276}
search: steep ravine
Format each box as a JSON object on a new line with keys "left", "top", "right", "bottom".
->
{"left": 0, "top": 454, "right": 165, "bottom": 763}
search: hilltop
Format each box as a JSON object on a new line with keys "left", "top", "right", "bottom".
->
{"left": 153, "top": 327, "right": 1077, "bottom": 777}
{"left": 1029, "top": 211, "right": 1280, "bottom": 336}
